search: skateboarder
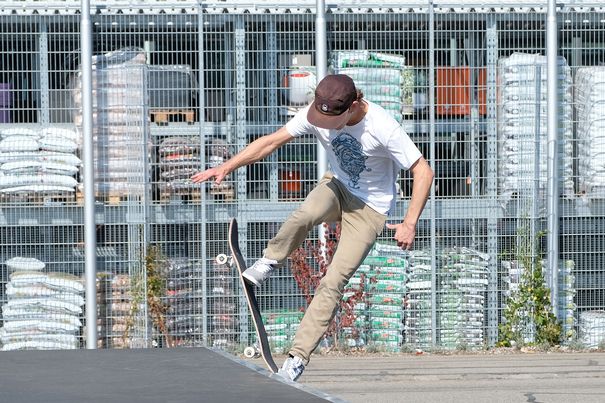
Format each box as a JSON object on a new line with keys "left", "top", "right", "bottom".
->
{"left": 192, "top": 74, "right": 433, "bottom": 381}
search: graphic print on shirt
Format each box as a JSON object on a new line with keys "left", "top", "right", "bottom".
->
{"left": 331, "top": 132, "right": 371, "bottom": 189}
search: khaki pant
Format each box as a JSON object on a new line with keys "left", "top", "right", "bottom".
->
{"left": 264, "top": 173, "right": 386, "bottom": 365}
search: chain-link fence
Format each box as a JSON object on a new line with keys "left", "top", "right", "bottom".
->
{"left": 0, "top": 1, "right": 604, "bottom": 353}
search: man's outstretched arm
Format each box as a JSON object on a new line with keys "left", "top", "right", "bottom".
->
{"left": 191, "top": 126, "right": 295, "bottom": 185}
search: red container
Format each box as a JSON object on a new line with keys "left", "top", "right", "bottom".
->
{"left": 436, "top": 67, "right": 486, "bottom": 116}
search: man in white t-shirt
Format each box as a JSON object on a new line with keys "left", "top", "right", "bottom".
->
{"left": 192, "top": 74, "right": 433, "bottom": 381}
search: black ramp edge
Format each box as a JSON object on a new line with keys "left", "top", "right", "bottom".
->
{"left": 0, "top": 348, "right": 343, "bottom": 403}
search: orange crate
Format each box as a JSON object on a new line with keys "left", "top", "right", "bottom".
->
{"left": 436, "top": 67, "right": 486, "bottom": 116}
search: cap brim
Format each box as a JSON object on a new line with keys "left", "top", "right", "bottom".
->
{"left": 307, "top": 101, "right": 348, "bottom": 129}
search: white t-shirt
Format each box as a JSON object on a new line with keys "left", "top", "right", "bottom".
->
{"left": 285, "top": 100, "right": 422, "bottom": 214}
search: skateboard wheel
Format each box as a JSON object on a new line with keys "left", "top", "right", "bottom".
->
{"left": 243, "top": 346, "right": 260, "bottom": 359}
{"left": 216, "top": 254, "right": 229, "bottom": 265}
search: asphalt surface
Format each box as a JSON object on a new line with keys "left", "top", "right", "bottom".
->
{"left": 260, "top": 352, "right": 605, "bottom": 403}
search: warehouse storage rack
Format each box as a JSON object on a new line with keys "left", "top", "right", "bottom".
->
{"left": 0, "top": 1, "right": 604, "bottom": 351}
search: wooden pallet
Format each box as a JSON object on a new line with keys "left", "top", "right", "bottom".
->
{"left": 150, "top": 109, "right": 195, "bottom": 125}
{"left": 0, "top": 191, "right": 79, "bottom": 205}
{"left": 158, "top": 186, "right": 202, "bottom": 204}
{"left": 77, "top": 191, "right": 145, "bottom": 206}
{"left": 209, "top": 183, "right": 235, "bottom": 201}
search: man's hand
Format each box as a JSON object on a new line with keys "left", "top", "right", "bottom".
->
{"left": 385, "top": 221, "right": 416, "bottom": 250}
{"left": 191, "top": 165, "right": 229, "bottom": 185}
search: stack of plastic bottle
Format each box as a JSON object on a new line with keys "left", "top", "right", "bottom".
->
{"left": 437, "top": 248, "right": 489, "bottom": 349}
{"left": 404, "top": 250, "right": 433, "bottom": 350}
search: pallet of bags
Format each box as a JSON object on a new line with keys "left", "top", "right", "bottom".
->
{"left": 332, "top": 50, "right": 414, "bottom": 122}
{"left": 156, "top": 136, "right": 201, "bottom": 201}
{"left": 164, "top": 259, "right": 210, "bottom": 348}
{"left": 0, "top": 257, "right": 83, "bottom": 351}
{"left": 363, "top": 252, "right": 408, "bottom": 352}
{"left": 574, "top": 67, "right": 605, "bottom": 198}
{"left": 0, "top": 126, "right": 81, "bottom": 203}
{"left": 496, "top": 52, "right": 574, "bottom": 207}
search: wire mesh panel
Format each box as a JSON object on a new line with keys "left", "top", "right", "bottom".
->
{"left": 560, "top": 8, "right": 605, "bottom": 349}
{"left": 0, "top": 12, "right": 86, "bottom": 351}
{"left": 0, "top": 1, "right": 605, "bottom": 354}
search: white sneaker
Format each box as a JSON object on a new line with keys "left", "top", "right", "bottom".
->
{"left": 277, "top": 355, "right": 305, "bottom": 382}
{"left": 242, "top": 257, "right": 278, "bottom": 287}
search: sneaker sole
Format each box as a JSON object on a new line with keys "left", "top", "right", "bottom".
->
{"left": 242, "top": 272, "right": 262, "bottom": 287}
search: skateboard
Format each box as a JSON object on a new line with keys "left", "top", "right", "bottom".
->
{"left": 217, "top": 218, "right": 279, "bottom": 373}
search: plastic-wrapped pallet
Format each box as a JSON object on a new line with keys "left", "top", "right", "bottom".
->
{"left": 574, "top": 67, "right": 605, "bottom": 198}
{"left": 579, "top": 311, "right": 605, "bottom": 349}
{"left": 261, "top": 310, "right": 303, "bottom": 354}
{"left": 0, "top": 257, "right": 84, "bottom": 351}
{"left": 0, "top": 126, "right": 81, "bottom": 199}
{"left": 497, "top": 52, "right": 574, "bottom": 206}
{"left": 438, "top": 248, "right": 488, "bottom": 349}
{"left": 71, "top": 47, "right": 150, "bottom": 199}
{"left": 404, "top": 250, "right": 433, "bottom": 350}
{"left": 96, "top": 272, "right": 113, "bottom": 348}
{"left": 105, "top": 274, "right": 138, "bottom": 349}
{"left": 156, "top": 136, "right": 200, "bottom": 198}
{"left": 332, "top": 51, "right": 414, "bottom": 122}
{"left": 207, "top": 260, "right": 240, "bottom": 350}
{"left": 557, "top": 260, "right": 576, "bottom": 342}
{"left": 164, "top": 259, "right": 209, "bottom": 348}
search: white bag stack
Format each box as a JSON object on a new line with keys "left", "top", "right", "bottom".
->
{"left": 574, "top": 67, "right": 605, "bottom": 197}
{"left": 0, "top": 257, "right": 84, "bottom": 351}
{"left": 497, "top": 53, "right": 574, "bottom": 206}
{"left": 0, "top": 127, "right": 81, "bottom": 197}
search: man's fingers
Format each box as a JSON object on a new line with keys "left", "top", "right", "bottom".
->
{"left": 191, "top": 169, "right": 218, "bottom": 184}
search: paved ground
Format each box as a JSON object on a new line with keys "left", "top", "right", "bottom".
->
{"left": 258, "top": 352, "right": 605, "bottom": 403}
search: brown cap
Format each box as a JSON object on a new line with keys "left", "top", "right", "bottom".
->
{"left": 307, "top": 74, "right": 357, "bottom": 129}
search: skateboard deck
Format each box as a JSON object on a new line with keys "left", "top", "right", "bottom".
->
{"left": 227, "top": 218, "right": 279, "bottom": 373}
